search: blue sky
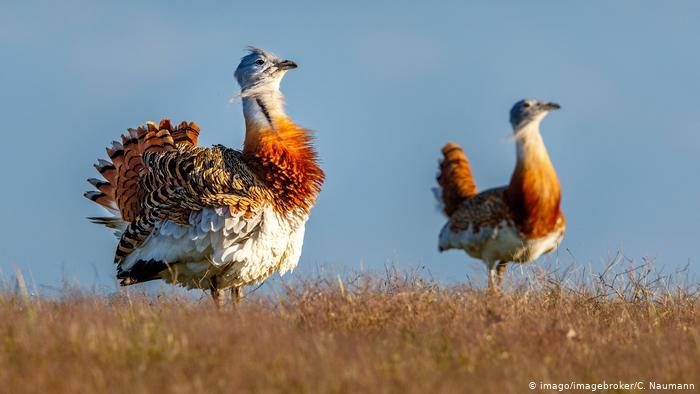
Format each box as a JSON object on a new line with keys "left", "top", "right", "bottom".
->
{"left": 1, "top": 1, "right": 698, "bottom": 291}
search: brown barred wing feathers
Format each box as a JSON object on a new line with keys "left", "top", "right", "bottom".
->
{"left": 115, "top": 144, "right": 268, "bottom": 268}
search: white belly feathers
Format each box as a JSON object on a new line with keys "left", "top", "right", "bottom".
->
{"left": 439, "top": 221, "right": 563, "bottom": 264}
{"left": 120, "top": 205, "right": 308, "bottom": 289}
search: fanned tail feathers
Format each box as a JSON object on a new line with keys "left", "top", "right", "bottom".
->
{"left": 84, "top": 119, "right": 200, "bottom": 233}
{"left": 436, "top": 142, "right": 477, "bottom": 216}
{"left": 86, "top": 216, "right": 129, "bottom": 237}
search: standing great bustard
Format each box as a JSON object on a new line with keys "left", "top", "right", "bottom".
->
{"left": 436, "top": 99, "right": 565, "bottom": 289}
{"left": 84, "top": 48, "right": 324, "bottom": 305}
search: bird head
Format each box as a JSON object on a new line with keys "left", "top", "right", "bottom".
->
{"left": 509, "top": 99, "right": 560, "bottom": 131}
{"left": 235, "top": 47, "right": 298, "bottom": 95}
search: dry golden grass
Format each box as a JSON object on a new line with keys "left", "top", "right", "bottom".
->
{"left": 0, "top": 263, "right": 698, "bottom": 393}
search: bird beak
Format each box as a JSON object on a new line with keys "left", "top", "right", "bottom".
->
{"left": 542, "top": 102, "right": 561, "bottom": 111}
{"left": 277, "top": 60, "right": 298, "bottom": 70}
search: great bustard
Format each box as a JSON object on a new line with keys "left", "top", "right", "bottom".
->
{"left": 85, "top": 48, "right": 324, "bottom": 305}
{"left": 436, "top": 99, "right": 565, "bottom": 289}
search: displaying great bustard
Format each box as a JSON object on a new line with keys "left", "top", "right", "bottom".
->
{"left": 85, "top": 48, "right": 324, "bottom": 305}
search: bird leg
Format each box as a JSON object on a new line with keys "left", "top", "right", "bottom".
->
{"left": 231, "top": 286, "right": 244, "bottom": 304}
{"left": 487, "top": 262, "right": 497, "bottom": 290}
{"left": 211, "top": 288, "right": 226, "bottom": 308}
{"left": 496, "top": 261, "right": 508, "bottom": 288}
{"left": 486, "top": 261, "right": 508, "bottom": 292}
{"left": 210, "top": 276, "right": 226, "bottom": 308}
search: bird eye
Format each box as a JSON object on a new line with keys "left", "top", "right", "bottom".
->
{"left": 523, "top": 102, "right": 531, "bottom": 108}
{"left": 255, "top": 59, "right": 265, "bottom": 65}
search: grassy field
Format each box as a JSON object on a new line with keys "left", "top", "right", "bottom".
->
{"left": 0, "top": 263, "right": 698, "bottom": 393}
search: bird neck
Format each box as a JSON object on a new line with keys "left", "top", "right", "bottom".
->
{"left": 242, "top": 92, "right": 324, "bottom": 213}
{"left": 242, "top": 90, "right": 287, "bottom": 137}
{"left": 514, "top": 120, "right": 552, "bottom": 163}
{"left": 506, "top": 120, "right": 562, "bottom": 238}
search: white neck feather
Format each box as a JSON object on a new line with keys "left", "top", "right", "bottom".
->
{"left": 513, "top": 115, "right": 550, "bottom": 163}
{"left": 240, "top": 73, "right": 290, "bottom": 131}
{"left": 242, "top": 88, "right": 287, "bottom": 131}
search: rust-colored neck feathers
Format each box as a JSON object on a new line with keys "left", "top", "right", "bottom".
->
{"left": 438, "top": 142, "right": 478, "bottom": 216}
{"left": 506, "top": 126, "right": 563, "bottom": 239}
{"left": 243, "top": 116, "right": 324, "bottom": 213}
